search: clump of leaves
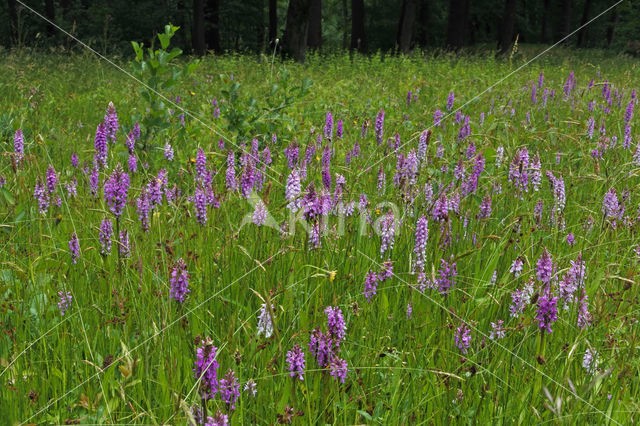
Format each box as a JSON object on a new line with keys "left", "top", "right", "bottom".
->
{"left": 130, "top": 24, "right": 199, "bottom": 148}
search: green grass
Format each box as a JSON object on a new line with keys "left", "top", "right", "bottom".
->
{"left": 1, "top": 46, "right": 640, "bottom": 424}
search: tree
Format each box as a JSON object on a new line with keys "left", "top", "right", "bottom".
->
{"left": 206, "top": 0, "right": 221, "bottom": 53}
{"left": 416, "top": 0, "right": 430, "bottom": 48}
{"left": 540, "top": 0, "right": 551, "bottom": 43}
{"left": 446, "top": 0, "right": 469, "bottom": 49}
{"left": 396, "top": 0, "right": 417, "bottom": 53}
{"left": 192, "top": 0, "right": 206, "bottom": 55}
{"left": 497, "top": 0, "right": 517, "bottom": 54}
{"left": 559, "top": 0, "right": 572, "bottom": 42}
{"left": 350, "top": 0, "right": 366, "bottom": 52}
{"left": 606, "top": 7, "right": 619, "bottom": 48}
{"left": 282, "top": 0, "right": 312, "bottom": 62}
{"left": 576, "top": 0, "right": 592, "bottom": 47}
{"left": 307, "top": 0, "right": 322, "bottom": 49}
{"left": 45, "top": 0, "right": 56, "bottom": 37}
{"left": 269, "top": 0, "right": 278, "bottom": 49}
{"left": 7, "top": 0, "right": 18, "bottom": 46}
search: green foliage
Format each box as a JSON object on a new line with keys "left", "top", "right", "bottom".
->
{"left": 130, "top": 24, "right": 199, "bottom": 147}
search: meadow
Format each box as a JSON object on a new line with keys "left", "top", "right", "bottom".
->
{"left": 1, "top": 39, "right": 640, "bottom": 424}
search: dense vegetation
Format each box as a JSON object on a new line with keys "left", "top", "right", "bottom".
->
{"left": 1, "top": 41, "right": 640, "bottom": 424}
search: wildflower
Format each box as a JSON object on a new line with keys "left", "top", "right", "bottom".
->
{"left": 309, "top": 329, "right": 333, "bottom": 367}
{"left": 433, "top": 110, "right": 444, "bottom": 128}
{"left": 490, "top": 320, "right": 505, "bottom": 340}
{"left": 104, "top": 163, "right": 130, "bottom": 217}
{"left": 325, "top": 306, "right": 346, "bottom": 345}
{"left": 57, "top": 291, "right": 73, "bottom": 316}
{"left": 447, "top": 91, "right": 455, "bottom": 111}
{"left": 582, "top": 348, "right": 599, "bottom": 375}
{"left": 253, "top": 200, "right": 267, "bottom": 226}
{"left": 118, "top": 229, "right": 131, "bottom": 257}
{"left": 192, "top": 185, "right": 208, "bottom": 226}
{"left": 46, "top": 165, "right": 57, "bottom": 194}
{"left": 104, "top": 102, "right": 119, "bottom": 143}
{"left": 577, "top": 290, "right": 592, "bottom": 329}
{"left": 363, "top": 270, "right": 378, "bottom": 302}
{"left": 136, "top": 189, "right": 151, "bottom": 231}
{"left": 567, "top": 232, "right": 575, "bottom": 246}
{"left": 454, "top": 324, "right": 471, "bottom": 354}
{"left": 324, "top": 111, "right": 333, "bottom": 140}
{"left": 94, "top": 122, "right": 108, "bottom": 168}
{"left": 244, "top": 379, "right": 257, "bottom": 396}
{"left": 14, "top": 129, "right": 24, "bottom": 164}
{"left": 379, "top": 211, "right": 395, "bottom": 256}
{"left": 219, "top": 369, "right": 240, "bottom": 410}
{"left": 477, "top": 194, "right": 492, "bottom": 219}
{"left": 413, "top": 216, "right": 428, "bottom": 272}
{"left": 195, "top": 148, "right": 207, "bottom": 180}
{"left": 406, "top": 303, "right": 413, "bottom": 319}
{"left": 375, "top": 109, "right": 385, "bottom": 145}
{"left": 437, "top": 256, "right": 457, "bottom": 296}
{"left": 164, "top": 142, "right": 174, "bottom": 161}
{"left": 336, "top": 119, "right": 343, "bottom": 138}
{"left": 257, "top": 304, "right": 273, "bottom": 338}
{"left": 602, "top": 188, "right": 622, "bottom": 227}
{"left": 69, "top": 232, "right": 80, "bottom": 264}
{"left": 169, "top": 258, "right": 190, "bottom": 302}
{"left": 194, "top": 338, "right": 220, "bottom": 400}
{"left": 99, "top": 217, "right": 113, "bottom": 255}
{"left": 535, "top": 249, "right": 553, "bottom": 285}
{"left": 509, "top": 258, "right": 524, "bottom": 277}
{"left": 34, "top": 180, "right": 50, "bottom": 214}
{"left": 329, "top": 356, "right": 348, "bottom": 383}
{"left": 536, "top": 288, "right": 558, "bottom": 333}
{"left": 284, "top": 143, "right": 299, "bottom": 169}
{"left": 286, "top": 344, "right": 305, "bottom": 380}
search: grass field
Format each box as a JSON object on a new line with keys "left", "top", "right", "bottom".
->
{"left": 1, "top": 44, "right": 640, "bottom": 424}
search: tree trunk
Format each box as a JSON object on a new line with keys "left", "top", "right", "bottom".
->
{"left": 497, "top": 0, "right": 517, "bottom": 54}
{"left": 350, "top": 0, "right": 366, "bottom": 52}
{"left": 446, "top": 0, "right": 469, "bottom": 50}
{"left": 45, "top": 0, "right": 56, "bottom": 37}
{"left": 192, "top": 0, "right": 206, "bottom": 55}
{"left": 342, "top": 0, "right": 348, "bottom": 50}
{"left": 559, "top": 0, "right": 572, "bottom": 42}
{"left": 269, "top": 0, "right": 278, "bottom": 49}
{"left": 416, "top": 0, "right": 430, "bottom": 47}
{"left": 7, "top": 0, "right": 18, "bottom": 46}
{"left": 282, "top": 0, "right": 312, "bottom": 62}
{"left": 540, "top": 0, "right": 551, "bottom": 43}
{"left": 307, "top": 0, "right": 322, "bottom": 49}
{"left": 576, "top": 0, "right": 592, "bottom": 47}
{"left": 606, "top": 8, "right": 618, "bottom": 48}
{"left": 206, "top": 0, "right": 221, "bottom": 53}
{"left": 396, "top": 0, "right": 417, "bottom": 53}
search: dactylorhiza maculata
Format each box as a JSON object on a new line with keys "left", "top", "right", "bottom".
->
{"left": 286, "top": 343, "right": 306, "bottom": 380}
{"left": 104, "top": 163, "right": 130, "bottom": 218}
{"left": 99, "top": 217, "right": 113, "bottom": 255}
{"left": 119, "top": 229, "right": 131, "bottom": 258}
{"left": 14, "top": 129, "right": 24, "bottom": 165}
{"left": 69, "top": 232, "right": 80, "bottom": 264}
{"left": 256, "top": 304, "right": 273, "bottom": 338}
{"left": 104, "top": 102, "right": 119, "bottom": 143}
{"left": 94, "top": 122, "right": 108, "bottom": 169}
{"left": 454, "top": 324, "right": 471, "bottom": 354}
{"left": 436, "top": 256, "right": 457, "bottom": 296}
{"left": 219, "top": 369, "right": 241, "bottom": 410}
{"left": 375, "top": 109, "right": 385, "bottom": 145}
{"left": 194, "top": 338, "right": 220, "bottom": 400}
{"left": 253, "top": 200, "right": 267, "bottom": 226}
{"left": 413, "top": 216, "right": 428, "bottom": 273}
{"left": 169, "top": 258, "right": 190, "bottom": 302}
{"left": 57, "top": 291, "right": 73, "bottom": 316}
{"left": 379, "top": 211, "right": 395, "bottom": 257}
{"left": 536, "top": 286, "right": 558, "bottom": 333}
{"left": 535, "top": 249, "right": 553, "bottom": 285}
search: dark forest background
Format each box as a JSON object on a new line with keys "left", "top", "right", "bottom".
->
{"left": 2, "top": 0, "right": 639, "bottom": 60}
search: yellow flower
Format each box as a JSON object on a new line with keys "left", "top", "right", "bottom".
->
{"left": 189, "top": 157, "right": 196, "bottom": 164}
{"left": 315, "top": 156, "right": 320, "bottom": 162}
{"left": 329, "top": 271, "right": 337, "bottom": 282}
{"left": 376, "top": 208, "right": 381, "bottom": 215}
{"left": 189, "top": 91, "right": 196, "bottom": 96}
